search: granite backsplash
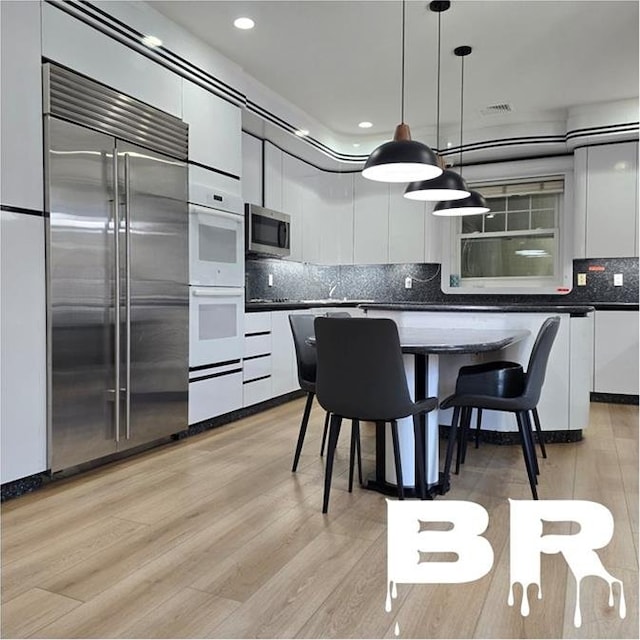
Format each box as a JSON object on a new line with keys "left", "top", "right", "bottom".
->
{"left": 246, "top": 257, "right": 638, "bottom": 305}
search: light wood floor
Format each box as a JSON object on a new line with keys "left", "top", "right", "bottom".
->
{"left": 1, "top": 401, "right": 637, "bottom": 639}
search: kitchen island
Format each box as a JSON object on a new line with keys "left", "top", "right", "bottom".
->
{"left": 362, "top": 303, "right": 594, "bottom": 442}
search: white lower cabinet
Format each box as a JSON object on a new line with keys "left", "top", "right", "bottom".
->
{"left": 271, "top": 310, "right": 299, "bottom": 397}
{"left": 593, "top": 310, "right": 639, "bottom": 395}
{"left": 1, "top": 212, "right": 47, "bottom": 483}
{"left": 243, "top": 312, "right": 273, "bottom": 407}
{"left": 189, "top": 366, "right": 243, "bottom": 425}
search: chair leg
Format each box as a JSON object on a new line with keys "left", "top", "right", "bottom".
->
{"left": 348, "top": 419, "right": 358, "bottom": 493}
{"left": 292, "top": 392, "right": 315, "bottom": 472}
{"left": 523, "top": 410, "right": 540, "bottom": 477}
{"left": 532, "top": 407, "right": 547, "bottom": 459}
{"left": 320, "top": 411, "right": 330, "bottom": 456}
{"left": 354, "top": 419, "right": 363, "bottom": 486}
{"left": 390, "top": 420, "right": 404, "bottom": 500}
{"left": 443, "top": 406, "right": 460, "bottom": 479}
{"left": 516, "top": 411, "right": 538, "bottom": 500}
{"left": 322, "top": 414, "right": 343, "bottom": 513}
{"left": 475, "top": 408, "right": 483, "bottom": 449}
{"left": 457, "top": 407, "right": 472, "bottom": 470}
{"left": 413, "top": 414, "right": 426, "bottom": 499}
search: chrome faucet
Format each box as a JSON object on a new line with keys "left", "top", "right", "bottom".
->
{"left": 329, "top": 283, "right": 337, "bottom": 299}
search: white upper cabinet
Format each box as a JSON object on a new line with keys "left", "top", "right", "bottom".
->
{"left": 1, "top": 0, "right": 43, "bottom": 211}
{"left": 388, "top": 184, "right": 426, "bottom": 263}
{"left": 242, "top": 132, "right": 263, "bottom": 205}
{"left": 353, "top": 175, "right": 389, "bottom": 264}
{"left": 183, "top": 80, "right": 241, "bottom": 177}
{"left": 264, "top": 142, "right": 283, "bottom": 211}
{"left": 583, "top": 141, "right": 638, "bottom": 258}
{"left": 320, "top": 172, "right": 354, "bottom": 265}
{"left": 282, "top": 153, "right": 306, "bottom": 262}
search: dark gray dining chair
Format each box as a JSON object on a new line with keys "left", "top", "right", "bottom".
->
{"left": 440, "top": 316, "right": 561, "bottom": 500}
{"left": 314, "top": 316, "right": 438, "bottom": 513}
{"left": 289, "top": 311, "right": 352, "bottom": 472}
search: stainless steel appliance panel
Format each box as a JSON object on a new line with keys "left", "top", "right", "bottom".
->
{"left": 245, "top": 204, "right": 291, "bottom": 257}
{"left": 116, "top": 142, "right": 188, "bottom": 450}
{"left": 48, "top": 118, "right": 118, "bottom": 471}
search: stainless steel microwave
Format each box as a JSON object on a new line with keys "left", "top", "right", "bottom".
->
{"left": 245, "top": 203, "right": 291, "bottom": 257}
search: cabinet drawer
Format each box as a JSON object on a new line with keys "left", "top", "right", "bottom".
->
{"left": 189, "top": 370, "right": 243, "bottom": 425}
{"left": 245, "top": 312, "right": 272, "bottom": 334}
{"left": 244, "top": 333, "right": 271, "bottom": 358}
{"left": 243, "top": 377, "right": 272, "bottom": 407}
{"left": 244, "top": 354, "right": 272, "bottom": 382}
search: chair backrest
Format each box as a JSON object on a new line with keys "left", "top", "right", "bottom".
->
{"left": 523, "top": 316, "right": 561, "bottom": 406}
{"left": 288, "top": 314, "right": 318, "bottom": 390}
{"left": 314, "top": 317, "right": 413, "bottom": 421}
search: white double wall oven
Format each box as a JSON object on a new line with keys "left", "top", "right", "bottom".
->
{"left": 188, "top": 172, "right": 245, "bottom": 425}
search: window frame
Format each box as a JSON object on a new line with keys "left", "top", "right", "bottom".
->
{"left": 440, "top": 156, "right": 575, "bottom": 296}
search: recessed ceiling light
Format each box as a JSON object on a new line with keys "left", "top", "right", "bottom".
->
{"left": 234, "top": 17, "right": 255, "bottom": 30}
{"left": 295, "top": 129, "right": 309, "bottom": 137}
{"left": 353, "top": 143, "right": 361, "bottom": 148}
{"left": 142, "top": 35, "right": 163, "bottom": 48}
{"left": 447, "top": 142, "right": 452, "bottom": 148}
{"left": 358, "top": 121, "right": 373, "bottom": 129}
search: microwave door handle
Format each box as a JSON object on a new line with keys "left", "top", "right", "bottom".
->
{"left": 192, "top": 288, "right": 244, "bottom": 297}
{"left": 278, "top": 221, "right": 288, "bottom": 248}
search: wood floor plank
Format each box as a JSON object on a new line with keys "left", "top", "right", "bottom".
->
{"left": 1, "top": 588, "right": 82, "bottom": 638}
{"left": 119, "top": 587, "right": 240, "bottom": 639}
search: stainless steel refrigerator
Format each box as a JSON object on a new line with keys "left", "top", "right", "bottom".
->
{"left": 44, "top": 64, "right": 189, "bottom": 471}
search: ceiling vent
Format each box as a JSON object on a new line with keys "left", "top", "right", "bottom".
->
{"left": 481, "top": 103, "right": 513, "bottom": 115}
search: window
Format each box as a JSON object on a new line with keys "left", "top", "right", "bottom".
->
{"left": 448, "top": 178, "right": 569, "bottom": 291}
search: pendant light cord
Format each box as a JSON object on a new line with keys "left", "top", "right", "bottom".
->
{"left": 459, "top": 52, "right": 464, "bottom": 177}
{"left": 401, "top": 0, "right": 406, "bottom": 124}
{"left": 436, "top": 11, "right": 441, "bottom": 151}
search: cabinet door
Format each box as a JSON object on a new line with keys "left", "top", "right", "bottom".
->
{"left": 242, "top": 132, "right": 263, "bottom": 205}
{"left": 1, "top": 212, "right": 47, "bottom": 482}
{"left": 586, "top": 142, "right": 638, "bottom": 258}
{"left": 1, "top": 0, "right": 43, "bottom": 211}
{"left": 389, "top": 184, "right": 426, "bottom": 263}
{"left": 301, "top": 167, "right": 323, "bottom": 264}
{"left": 353, "top": 174, "right": 389, "bottom": 264}
{"left": 593, "top": 311, "right": 639, "bottom": 395}
{"left": 271, "top": 311, "right": 298, "bottom": 397}
{"left": 319, "top": 172, "right": 354, "bottom": 265}
{"left": 183, "top": 80, "right": 241, "bottom": 177}
{"left": 264, "top": 142, "right": 283, "bottom": 211}
{"left": 282, "top": 154, "right": 306, "bottom": 262}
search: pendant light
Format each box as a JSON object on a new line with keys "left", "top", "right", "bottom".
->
{"left": 404, "top": 1, "right": 470, "bottom": 201}
{"left": 362, "top": 0, "right": 442, "bottom": 183}
{"left": 433, "top": 46, "right": 489, "bottom": 215}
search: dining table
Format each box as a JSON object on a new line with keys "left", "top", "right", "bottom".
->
{"left": 311, "top": 325, "right": 531, "bottom": 498}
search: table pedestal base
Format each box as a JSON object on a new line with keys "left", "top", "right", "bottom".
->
{"left": 365, "top": 471, "right": 451, "bottom": 499}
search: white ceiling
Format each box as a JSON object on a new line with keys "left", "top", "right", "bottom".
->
{"left": 149, "top": 0, "right": 638, "bottom": 142}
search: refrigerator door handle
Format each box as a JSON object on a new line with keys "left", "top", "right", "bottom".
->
{"left": 112, "top": 150, "right": 121, "bottom": 443}
{"left": 124, "top": 153, "right": 132, "bottom": 440}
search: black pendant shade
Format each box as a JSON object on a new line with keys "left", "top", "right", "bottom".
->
{"left": 433, "top": 189, "right": 489, "bottom": 216}
{"left": 404, "top": 169, "right": 470, "bottom": 201}
{"left": 363, "top": 136, "right": 442, "bottom": 183}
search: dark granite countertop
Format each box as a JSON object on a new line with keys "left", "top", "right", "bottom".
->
{"left": 360, "top": 302, "right": 595, "bottom": 316}
{"left": 246, "top": 299, "right": 369, "bottom": 312}
{"left": 590, "top": 303, "right": 639, "bottom": 311}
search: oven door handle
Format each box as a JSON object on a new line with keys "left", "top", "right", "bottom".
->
{"left": 191, "top": 207, "right": 243, "bottom": 223}
{"left": 192, "top": 287, "right": 245, "bottom": 298}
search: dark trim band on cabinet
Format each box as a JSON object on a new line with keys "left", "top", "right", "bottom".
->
{"left": 243, "top": 374, "right": 271, "bottom": 384}
{"left": 1, "top": 205, "right": 44, "bottom": 217}
{"left": 243, "top": 353, "right": 271, "bottom": 361}
{"left": 188, "top": 159, "right": 240, "bottom": 181}
{"left": 245, "top": 331, "right": 271, "bottom": 337}
{"left": 189, "top": 368, "right": 242, "bottom": 383}
{"left": 189, "top": 359, "right": 241, "bottom": 372}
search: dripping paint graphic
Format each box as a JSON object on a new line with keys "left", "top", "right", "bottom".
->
{"left": 386, "top": 499, "right": 626, "bottom": 631}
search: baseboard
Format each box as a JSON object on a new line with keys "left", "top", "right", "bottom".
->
{"left": 590, "top": 392, "right": 639, "bottom": 405}
{"left": 437, "top": 425, "right": 583, "bottom": 445}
